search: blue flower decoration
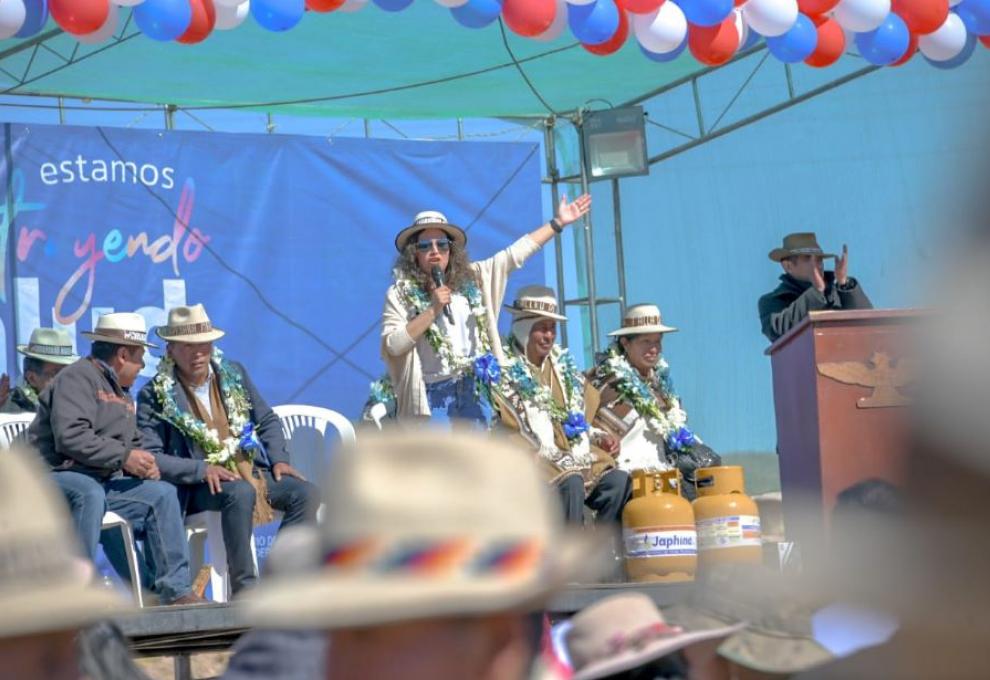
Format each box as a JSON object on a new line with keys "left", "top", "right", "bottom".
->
{"left": 473, "top": 353, "right": 502, "bottom": 385}
{"left": 563, "top": 412, "right": 589, "bottom": 440}
{"left": 238, "top": 423, "right": 266, "bottom": 458}
{"left": 667, "top": 427, "right": 696, "bottom": 452}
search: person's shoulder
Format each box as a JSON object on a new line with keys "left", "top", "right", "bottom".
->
{"left": 135, "top": 378, "right": 157, "bottom": 402}
{"left": 54, "top": 358, "right": 98, "bottom": 385}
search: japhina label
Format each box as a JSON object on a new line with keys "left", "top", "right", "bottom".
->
{"left": 623, "top": 527, "right": 698, "bottom": 559}
{"left": 696, "top": 515, "right": 762, "bottom": 551}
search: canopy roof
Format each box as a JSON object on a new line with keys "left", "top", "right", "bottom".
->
{"left": 0, "top": 4, "right": 703, "bottom": 119}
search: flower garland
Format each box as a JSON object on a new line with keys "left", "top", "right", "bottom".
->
{"left": 394, "top": 271, "right": 492, "bottom": 376}
{"left": 595, "top": 344, "right": 688, "bottom": 441}
{"left": 13, "top": 382, "right": 39, "bottom": 409}
{"left": 151, "top": 348, "right": 264, "bottom": 472}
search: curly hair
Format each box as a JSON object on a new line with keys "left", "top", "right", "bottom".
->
{"left": 393, "top": 231, "right": 476, "bottom": 292}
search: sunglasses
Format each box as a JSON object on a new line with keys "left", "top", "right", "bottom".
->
{"left": 415, "top": 238, "right": 452, "bottom": 253}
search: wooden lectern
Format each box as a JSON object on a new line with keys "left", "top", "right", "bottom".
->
{"left": 766, "top": 309, "right": 922, "bottom": 542}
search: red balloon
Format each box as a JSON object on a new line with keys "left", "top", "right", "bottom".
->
{"left": 734, "top": 0, "right": 746, "bottom": 6}
{"left": 583, "top": 6, "right": 629, "bottom": 55}
{"left": 889, "top": 32, "right": 919, "bottom": 66}
{"left": 798, "top": 0, "right": 839, "bottom": 15}
{"left": 50, "top": 0, "right": 110, "bottom": 35}
{"left": 306, "top": 0, "right": 346, "bottom": 11}
{"left": 619, "top": 0, "right": 665, "bottom": 13}
{"left": 982, "top": 35, "right": 990, "bottom": 49}
{"left": 504, "top": 0, "right": 557, "bottom": 37}
{"left": 688, "top": 18, "right": 739, "bottom": 66}
{"left": 891, "top": 0, "right": 949, "bottom": 35}
{"left": 804, "top": 16, "right": 844, "bottom": 67}
{"left": 178, "top": 0, "right": 216, "bottom": 44}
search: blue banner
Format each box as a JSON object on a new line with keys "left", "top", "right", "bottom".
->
{"left": 0, "top": 122, "right": 545, "bottom": 420}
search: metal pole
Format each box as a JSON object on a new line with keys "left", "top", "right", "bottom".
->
{"left": 543, "top": 117, "right": 567, "bottom": 347}
{"left": 575, "top": 114, "right": 600, "bottom": 353}
{"left": 691, "top": 79, "right": 706, "bottom": 137}
{"left": 611, "top": 178, "right": 627, "bottom": 316}
{"left": 784, "top": 64, "right": 795, "bottom": 100}
{"left": 57, "top": 96, "right": 64, "bottom": 125}
{"left": 457, "top": 118, "right": 464, "bottom": 141}
{"left": 164, "top": 104, "right": 176, "bottom": 130}
{"left": 363, "top": 119, "right": 371, "bottom": 138}
{"left": 266, "top": 112, "right": 275, "bottom": 134}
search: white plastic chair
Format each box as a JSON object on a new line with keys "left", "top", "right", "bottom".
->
{"left": 272, "top": 404, "right": 356, "bottom": 446}
{"left": 0, "top": 412, "right": 145, "bottom": 607}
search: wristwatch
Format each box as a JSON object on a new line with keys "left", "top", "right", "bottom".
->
{"left": 550, "top": 217, "right": 564, "bottom": 234}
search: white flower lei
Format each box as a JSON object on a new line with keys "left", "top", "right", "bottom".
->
{"left": 597, "top": 345, "right": 688, "bottom": 439}
{"left": 151, "top": 348, "right": 260, "bottom": 471}
{"left": 395, "top": 271, "right": 492, "bottom": 375}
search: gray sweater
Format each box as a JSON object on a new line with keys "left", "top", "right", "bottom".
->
{"left": 29, "top": 358, "right": 139, "bottom": 479}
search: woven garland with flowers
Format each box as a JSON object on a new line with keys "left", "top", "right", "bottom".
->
{"left": 394, "top": 270, "right": 493, "bottom": 377}
{"left": 150, "top": 347, "right": 264, "bottom": 472}
{"left": 12, "top": 383, "right": 39, "bottom": 410}
{"left": 594, "top": 343, "right": 699, "bottom": 465}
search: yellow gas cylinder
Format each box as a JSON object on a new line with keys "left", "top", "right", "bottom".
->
{"left": 692, "top": 466, "right": 762, "bottom": 568}
{"left": 622, "top": 469, "right": 697, "bottom": 582}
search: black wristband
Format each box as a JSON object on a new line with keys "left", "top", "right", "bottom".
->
{"left": 550, "top": 217, "right": 564, "bottom": 233}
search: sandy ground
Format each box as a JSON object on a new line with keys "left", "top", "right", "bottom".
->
{"left": 136, "top": 652, "right": 230, "bottom": 680}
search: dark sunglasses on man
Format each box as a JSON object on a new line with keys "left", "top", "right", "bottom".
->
{"left": 416, "top": 238, "right": 452, "bottom": 253}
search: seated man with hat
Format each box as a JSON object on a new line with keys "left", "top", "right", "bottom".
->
{"left": 588, "top": 304, "right": 720, "bottom": 499}
{"left": 759, "top": 233, "right": 872, "bottom": 343}
{"left": 137, "top": 304, "right": 319, "bottom": 597}
{"left": 382, "top": 194, "right": 591, "bottom": 426}
{"left": 29, "top": 312, "right": 203, "bottom": 605}
{"left": 489, "top": 285, "right": 630, "bottom": 527}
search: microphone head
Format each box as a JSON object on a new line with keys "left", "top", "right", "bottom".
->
{"left": 431, "top": 265, "right": 444, "bottom": 285}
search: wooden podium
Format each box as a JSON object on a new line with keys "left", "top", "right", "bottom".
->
{"left": 767, "top": 309, "right": 922, "bottom": 542}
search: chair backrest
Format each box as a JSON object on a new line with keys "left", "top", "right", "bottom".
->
{"left": 271, "top": 405, "right": 356, "bottom": 444}
{"left": 271, "top": 405, "right": 355, "bottom": 486}
{"left": 0, "top": 413, "right": 35, "bottom": 449}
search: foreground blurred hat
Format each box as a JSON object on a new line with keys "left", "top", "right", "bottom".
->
{"left": 567, "top": 593, "right": 744, "bottom": 680}
{"left": 244, "top": 430, "right": 604, "bottom": 629}
{"left": 0, "top": 448, "right": 128, "bottom": 639}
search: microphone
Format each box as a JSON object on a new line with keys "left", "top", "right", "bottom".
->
{"left": 431, "top": 266, "right": 455, "bottom": 324}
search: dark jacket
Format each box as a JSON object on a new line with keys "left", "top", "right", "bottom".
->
{"left": 758, "top": 273, "right": 872, "bottom": 343}
{"left": 29, "top": 358, "right": 139, "bottom": 479}
{"left": 136, "top": 360, "right": 290, "bottom": 486}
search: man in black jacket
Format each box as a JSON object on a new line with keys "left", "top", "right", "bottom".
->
{"left": 137, "top": 304, "right": 319, "bottom": 597}
{"left": 759, "top": 233, "right": 872, "bottom": 343}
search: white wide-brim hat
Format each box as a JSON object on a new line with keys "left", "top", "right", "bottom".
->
{"left": 81, "top": 312, "right": 157, "bottom": 348}
{"left": 156, "top": 303, "right": 226, "bottom": 343}
{"left": 568, "top": 593, "right": 746, "bottom": 680}
{"left": 16, "top": 328, "right": 80, "bottom": 366}
{"left": 394, "top": 210, "right": 467, "bottom": 252}
{"left": 0, "top": 448, "right": 131, "bottom": 639}
{"left": 504, "top": 284, "right": 568, "bottom": 321}
{"left": 608, "top": 304, "right": 678, "bottom": 337}
{"left": 243, "top": 430, "right": 607, "bottom": 630}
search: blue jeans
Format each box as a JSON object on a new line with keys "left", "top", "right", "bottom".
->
{"left": 52, "top": 470, "right": 107, "bottom": 560}
{"left": 426, "top": 374, "right": 491, "bottom": 428}
{"left": 104, "top": 478, "right": 193, "bottom": 603}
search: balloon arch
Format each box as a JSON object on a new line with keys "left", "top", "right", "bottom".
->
{"left": 1, "top": 0, "right": 987, "bottom": 69}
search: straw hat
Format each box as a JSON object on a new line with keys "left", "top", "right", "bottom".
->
{"left": 504, "top": 285, "right": 568, "bottom": 321}
{"left": 155, "top": 304, "right": 226, "bottom": 343}
{"left": 243, "top": 430, "right": 605, "bottom": 630}
{"left": 81, "top": 312, "right": 157, "bottom": 348}
{"left": 608, "top": 304, "right": 677, "bottom": 337}
{"left": 567, "top": 593, "right": 745, "bottom": 680}
{"left": 768, "top": 233, "right": 836, "bottom": 262}
{"left": 394, "top": 210, "right": 467, "bottom": 252}
{"left": 0, "top": 448, "right": 129, "bottom": 639}
{"left": 16, "top": 328, "right": 80, "bottom": 366}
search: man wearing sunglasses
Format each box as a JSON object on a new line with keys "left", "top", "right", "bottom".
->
{"left": 382, "top": 195, "right": 591, "bottom": 425}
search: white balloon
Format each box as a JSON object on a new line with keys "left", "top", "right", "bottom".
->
{"left": 338, "top": 0, "right": 369, "bottom": 11}
{"left": 632, "top": 2, "right": 688, "bottom": 53}
{"left": 0, "top": 0, "right": 26, "bottom": 40}
{"left": 434, "top": 0, "right": 469, "bottom": 7}
{"left": 214, "top": 0, "right": 246, "bottom": 7}
{"left": 113, "top": 0, "right": 146, "bottom": 7}
{"left": 216, "top": 0, "right": 250, "bottom": 29}
{"left": 734, "top": 8, "right": 750, "bottom": 47}
{"left": 832, "top": 0, "right": 890, "bottom": 33}
{"left": 533, "top": 0, "right": 568, "bottom": 41}
{"left": 565, "top": 0, "right": 598, "bottom": 5}
{"left": 743, "top": 0, "right": 798, "bottom": 38}
{"left": 919, "top": 13, "right": 967, "bottom": 61}
{"left": 77, "top": 3, "right": 119, "bottom": 44}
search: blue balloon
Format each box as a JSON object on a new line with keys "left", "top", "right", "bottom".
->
{"left": 15, "top": 0, "right": 48, "bottom": 39}
{"left": 955, "top": 1, "right": 990, "bottom": 35}
{"left": 450, "top": 0, "right": 502, "bottom": 28}
{"left": 639, "top": 39, "right": 688, "bottom": 62}
{"left": 134, "top": 0, "right": 193, "bottom": 42}
{"left": 252, "top": 0, "right": 305, "bottom": 31}
{"left": 677, "top": 0, "right": 733, "bottom": 28}
{"left": 373, "top": 0, "right": 416, "bottom": 11}
{"left": 766, "top": 13, "right": 817, "bottom": 64}
{"left": 926, "top": 33, "right": 978, "bottom": 69}
{"left": 568, "top": 0, "right": 620, "bottom": 46}
{"left": 854, "top": 13, "right": 910, "bottom": 66}
{"left": 741, "top": 26, "right": 763, "bottom": 52}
